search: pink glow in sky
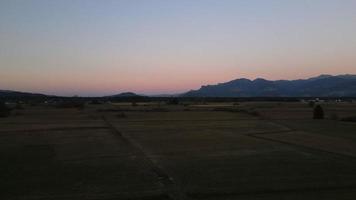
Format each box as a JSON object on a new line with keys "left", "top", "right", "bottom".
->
{"left": 1, "top": 0, "right": 356, "bottom": 96}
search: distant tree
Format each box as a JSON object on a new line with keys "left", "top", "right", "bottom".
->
{"left": 0, "top": 101, "right": 10, "bottom": 117}
{"left": 313, "top": 105, "right": 324, "bottom": 119}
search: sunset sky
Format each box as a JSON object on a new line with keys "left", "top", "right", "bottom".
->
{"left": 1, "top": 0, "right": 356, "bottom": 96}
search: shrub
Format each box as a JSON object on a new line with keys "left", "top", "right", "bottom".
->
{"left": 313, "top": 105, "right": 324, "bottom": 119}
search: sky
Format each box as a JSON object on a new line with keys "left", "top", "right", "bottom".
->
{"left": 1, "top": 0, "right": 356, "bottom": 96}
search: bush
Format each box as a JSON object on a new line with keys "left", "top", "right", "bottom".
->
{"left": 0, "top": 102, "right": 11, "bottom": 117}
{"left": 313, "top": 105, "right": 324, "bottom": 119}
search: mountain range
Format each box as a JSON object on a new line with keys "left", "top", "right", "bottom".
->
{"left": 183, "top": 74, "right": 356, "bottom": 97}
{"left": 1, "top": 74, "right": 356, "bottom": 98}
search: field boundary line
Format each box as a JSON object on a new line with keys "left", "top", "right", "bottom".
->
{"left": 111, "top": 118, "right": 259, "bottom": 122}
{"left": 102, "top": 116, "right": 190, "bottom": 200}
{"left": 247, "top": 131, "right": 356, "bottom": 160}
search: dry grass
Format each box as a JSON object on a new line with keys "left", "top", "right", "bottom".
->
{"left": 1, "top": 102, "right": 356, "bottom": 199}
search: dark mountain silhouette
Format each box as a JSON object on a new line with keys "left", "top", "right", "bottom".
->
{"left": 2, "top": 74, "right": 356, "bottom": 98}
{"left": 0, "top": 90, "right": 47, "bottom": 98}
{"left": 183, "top": 74, "right": 356, "bottom": 97}
{"left": 108, "top": 92, "right": 142, "bottom": 97}
{"left": 0, "top": 90, "right": 143, "bottom": 99}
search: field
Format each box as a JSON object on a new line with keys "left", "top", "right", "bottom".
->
{"left": 1, "top": 101, "right": 356, "bottom": 199}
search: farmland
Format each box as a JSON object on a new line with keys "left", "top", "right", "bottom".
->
{"left": 1, "top": 101, "right": 356, "bottom": 199}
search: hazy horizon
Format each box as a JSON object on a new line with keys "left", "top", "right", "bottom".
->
{"left": 1, "top": 0, "right": 356, "bottom": 96}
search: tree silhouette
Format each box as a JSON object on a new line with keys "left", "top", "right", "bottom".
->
{"left": 313, "top": 105, "right": 324, "bottom": 119}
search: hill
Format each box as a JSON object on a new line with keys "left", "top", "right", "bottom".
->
{"left": 0, "top": 90, "right": 48, "bottom": 98}
{"left": 107, "top": 92, "right": 143, "bottom": 98}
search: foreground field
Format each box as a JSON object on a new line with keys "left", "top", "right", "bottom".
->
{"left": 1, "top": 102, "right": 356, "bottom": 199}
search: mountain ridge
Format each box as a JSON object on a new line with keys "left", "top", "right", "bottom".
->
{"left": 107, "top": 92, "right": 142, "bottom": 97}
{"left": 1, "top": 74, "right": 356, "bottom": 98}
{"left": 183, "top": 74, "right": 356, "bottom": 97}
{"left": 0, "top": 90, "right": 48, "bottom": 98}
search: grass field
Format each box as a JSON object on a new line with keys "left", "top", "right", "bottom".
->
{"left": 1, "top": 102, "right": 356, "bottom": 199}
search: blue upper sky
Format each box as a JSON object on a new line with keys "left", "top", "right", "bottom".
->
{"left": 1, "top": 0, "right": 356, "bottom": 96}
